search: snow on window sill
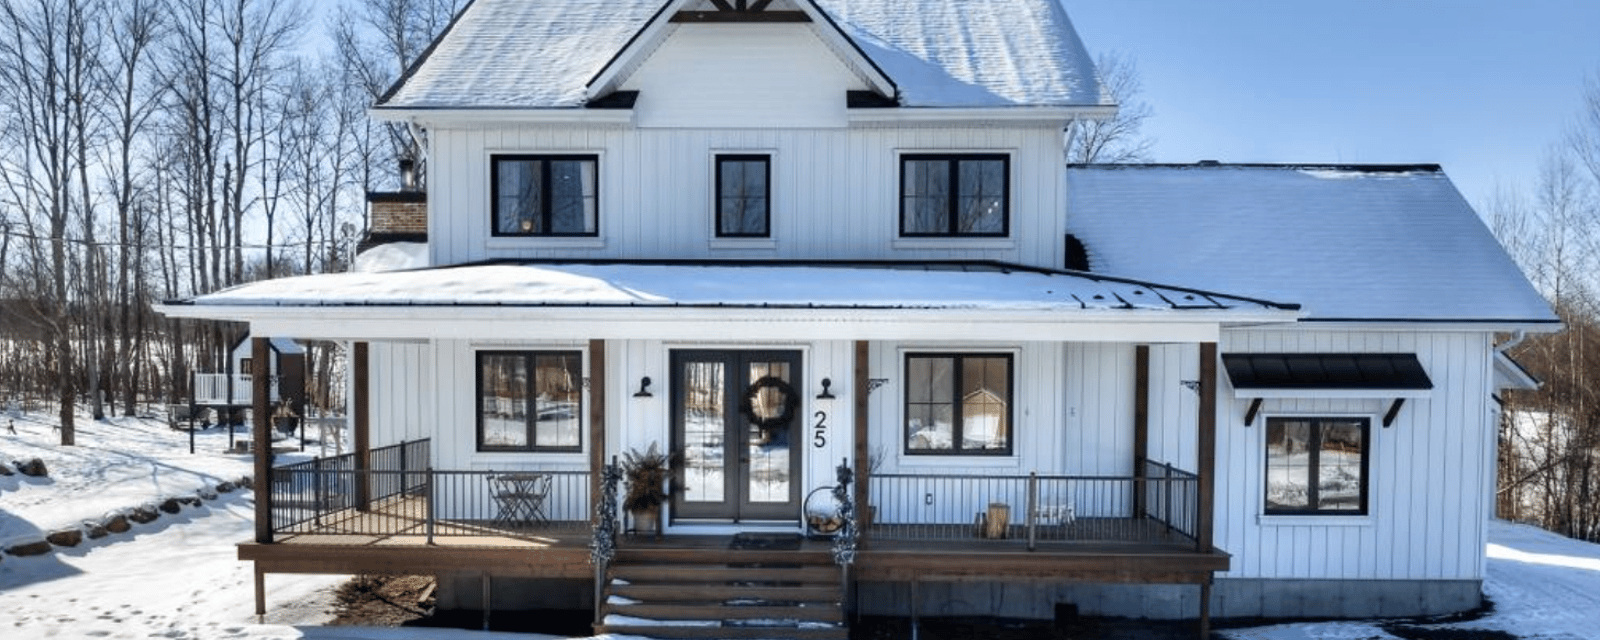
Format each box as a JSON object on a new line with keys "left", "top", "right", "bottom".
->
{"left": 1257, "top": 514, "right": 1373, "bottom": 527}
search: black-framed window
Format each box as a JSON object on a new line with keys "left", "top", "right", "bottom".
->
{"left": 491, "top": 155, "right": 598, "bottom": 236}
{"left": 716, "top": 154, "right": 770, "bottom": 237}
{"left": 900, "top": 154, "right": 1009, "bottom": 237}
{"left": 1265, "top": 417, "right": 1369, "bottom": 515}
{"left": 904, "top": 353, "right": 1013, "bottom": 455}
{"left": 477, "top": 351, "right": 583, "bottom": 452}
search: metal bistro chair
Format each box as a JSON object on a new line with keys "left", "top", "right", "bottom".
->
{"left": 490, "top": 473, "right": 551, "bottom": 529}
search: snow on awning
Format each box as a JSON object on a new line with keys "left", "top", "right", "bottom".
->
{"left": 155, "top": 261, "right": 1302, "bottom": 343}
{"left": 167, "top": 261, "right": 1294, "bottom": 313}
{"left": 1224, "top": 352, "right": 1434, "bottom": 428}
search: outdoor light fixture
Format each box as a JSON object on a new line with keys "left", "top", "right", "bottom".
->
{"left": 634, "top": 376, "right": 653, "bottom": 398}
{"left": 816, "top": 378, "right": 836, "bottom": 399}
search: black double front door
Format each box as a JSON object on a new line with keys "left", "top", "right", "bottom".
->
{"left": 670, "top": 349, "right": 802, "bottom": 522}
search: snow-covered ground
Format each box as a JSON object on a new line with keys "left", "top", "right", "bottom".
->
{"left": 4, "top": 409, "right": 1599, "bottom": 639}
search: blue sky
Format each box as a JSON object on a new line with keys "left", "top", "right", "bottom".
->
{"left": 1061, "top": 1, "right": 1600, "bottom": 210}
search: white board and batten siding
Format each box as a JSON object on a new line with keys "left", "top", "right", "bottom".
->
{"left": 620, "top": 23, "right": 866, "bottom": 129}
{"left": 426, "top": 124, "right": 1066, "bottom": 269}
{"left": 1212, "top": 328, "right": 1498, "bottom": 583}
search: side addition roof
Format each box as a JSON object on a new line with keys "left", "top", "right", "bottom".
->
{"left": 1066, "top": 164, "right": 1558, "bottom": 325}
{"left": 375, "top": 0, "right": 1109, "bottom": 111}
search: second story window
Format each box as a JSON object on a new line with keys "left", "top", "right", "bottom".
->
{"left": 716, "top": 154, "right": 770, "bottom": 237}
{"left": 900, "top": 154, "right": 1009, "bottom": 237}
{"left": 492, "top": 155, "right": 598, "bottom": 237}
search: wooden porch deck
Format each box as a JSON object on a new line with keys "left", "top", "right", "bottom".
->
{"left": 248, "top": 496, "right": 1226, "bottom": 584}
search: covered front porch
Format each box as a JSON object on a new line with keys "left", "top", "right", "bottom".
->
{"left": 157, "top": 260, "right": 1300, "bottom": 637}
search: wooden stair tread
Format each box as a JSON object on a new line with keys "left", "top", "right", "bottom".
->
{"left": 616, "top": 548, "right": 833, "bottom": 565}
{"left": 610, "top": 564, "right": 838, "bottom": 582}
{"left": 609, "top": 603, "right": 841, "bottom": 622}
{"left": 611, "top": 583, "right": 838, "bottom": 601}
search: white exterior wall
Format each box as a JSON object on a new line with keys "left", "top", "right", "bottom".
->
{"left": 620, "top": 23, "right": 865, "bottom": 129}
{"left": 424, "top": 123, "right": 1066, "bottom": 269}
{"left": 361, "top": 327, "right": 1498, "bottom": 585}
{"left": 1212, "top": 328, "right": 1497, "bottom": 583}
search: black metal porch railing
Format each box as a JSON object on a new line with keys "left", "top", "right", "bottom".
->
{"left": 269, "top": 439, "right": 593, "bottom": 540}
{"left": 868, "top": 458, "right": 1199, "bottom": 550}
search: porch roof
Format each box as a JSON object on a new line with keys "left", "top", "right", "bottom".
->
{"left": 156, "top": 260, "right": 1301, "bottom": 342}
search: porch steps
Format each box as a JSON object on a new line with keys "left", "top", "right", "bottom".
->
{"left": 598, "top": 545, "right": 847, "bottom": 640}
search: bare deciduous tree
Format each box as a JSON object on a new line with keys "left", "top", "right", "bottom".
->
{"left": 1067, "top": 51, "right": 1156, "bottom": 164}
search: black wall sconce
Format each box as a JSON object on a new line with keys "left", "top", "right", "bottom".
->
{"left": 634, "top": 376, "right": 653, "bottom": 398}
{"left": 816, "top": 378, "right": 836, "bottom": 399}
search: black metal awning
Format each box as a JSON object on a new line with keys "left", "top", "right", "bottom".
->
{"left": 1222, "top": 353, "right": 1432, "bottom": 427}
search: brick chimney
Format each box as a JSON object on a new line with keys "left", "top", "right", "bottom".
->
{"left": 359, "top": 159, "right": 427, "bottom": 254}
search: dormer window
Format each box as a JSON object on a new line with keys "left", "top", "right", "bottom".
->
{"left": 900, "top": 154, "right": 1009, "bottom": 237}
{"left": 491, "top": 155, "right": 598, "bottom": 237}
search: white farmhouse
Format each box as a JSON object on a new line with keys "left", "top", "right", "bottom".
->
{"left": 158, "top": 1, "right": 1556, "bottom": 637}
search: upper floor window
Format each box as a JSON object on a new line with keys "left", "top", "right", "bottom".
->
{"left": 716, "top": 154, "right": 770, "bottom": 237}
{"left": 477, "top": 350, "right": 583, "bottom": 452}
{"left": 904, "top": 353, "right": 1013, "bottom": 455}
{"left": 1265, "top": 417, "right": 1369, "bottom": 515}
{"left": 900, "top": 154, "right": 1009, "bottom": 237}
{"left": 491, "top": 155, "right": 598, "bottom": 237}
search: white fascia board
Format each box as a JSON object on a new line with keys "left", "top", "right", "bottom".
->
{"left": 1246, "top": 320, "right": 1564, "bottom": 334}
{"left": 156, "top": 303, "right": 1295, "bottom": 343}
{"left": 797, "top": 1, "right": 897, "bottom": 99}
{"left": 1233, "top": 388, "right": 1434, "bottom": 400}
{"left": 848, "top": 105, "right": 1116, "bottom": 127}
{"left": 583, "top": 0, "right": 683, "bottom": 101}
{"left": 367, "top": 108, "right": 636, "bottom": 127}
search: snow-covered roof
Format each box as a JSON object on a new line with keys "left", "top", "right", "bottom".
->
{"left": 376, "top": 0, "right": 1106, "bottom": 110}
{"left": 169, "top": 261, "right": 1292, "bottom": 315}
{"left": 1066, "top": 164, "right": 1558, "bottom": 324}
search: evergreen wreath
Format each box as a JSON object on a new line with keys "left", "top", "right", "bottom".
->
{"left": 740, "top": 375, "right": 799, "bottom": 431}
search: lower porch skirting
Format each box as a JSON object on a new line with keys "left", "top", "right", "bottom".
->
{"left": 855, "top": 578, "right": 1483, "bottom": 620}
{"left": 425, "top": 575, "right": 1481, "bottom": 621}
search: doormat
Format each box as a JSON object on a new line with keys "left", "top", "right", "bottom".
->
{"left": 728, "top": 533, "right": 803, "bottom": 551}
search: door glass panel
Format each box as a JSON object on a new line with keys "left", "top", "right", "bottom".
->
{"left": 682, "top": 361, "right": 725, "bottom": 503}
{"left": 747, "top": 361, "right": 792, "bottom": 504}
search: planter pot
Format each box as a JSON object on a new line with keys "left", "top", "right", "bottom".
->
{"left": 631, "top": 507, "right": 662, "bottom": 539}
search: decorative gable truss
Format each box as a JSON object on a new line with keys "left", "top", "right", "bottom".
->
{"left": 672, "top": 0, "right": 808, "bottom": 22}
{"left": 585, "top": 0, "right": 897, "bottom": 107}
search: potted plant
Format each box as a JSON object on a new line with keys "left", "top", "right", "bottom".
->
{"left": 621, "top": 442, "right": 678, "bottom": 538}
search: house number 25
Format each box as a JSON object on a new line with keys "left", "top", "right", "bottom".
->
{"left": 812, "top": 411, "right": 827, "bottom": 448}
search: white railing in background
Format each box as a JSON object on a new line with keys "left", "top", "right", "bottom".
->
{"left": 193, "top": 373, "right": 279, "bottom": 405}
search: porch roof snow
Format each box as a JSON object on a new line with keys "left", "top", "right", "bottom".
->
{"left": 375, "top": 0, "right": 1106, "bottom": 110}
{"left": 1066, "top": 164, "right": 1559, "bottom": 325}
{"left": 167, "top": 261, "right": 1296, "bottom": 315}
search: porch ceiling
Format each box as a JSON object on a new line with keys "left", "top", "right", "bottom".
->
{"left": 156, "top": 260, "right": 1301, "bottom": 342}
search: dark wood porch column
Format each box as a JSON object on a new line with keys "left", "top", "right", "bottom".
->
{"left": 1197, "top": 342, "right": 1217, "bottom": 552}
{"left": 1197, "top": 342, "right": 1219, "bottom": 639}
{"left": 1133, "top": 345, "right": 1150, "bottom": 516}
{"left": 589, "top": 339, "right": 607, "bottom": 526}
{"left": 853, "top": 340, "right": 870, "bottom": 548}
{"left": 354, "top": 341, "right": 371, "bottom": 511}
{"left": 252, "top": 337, "right": 272, "bottom": 544}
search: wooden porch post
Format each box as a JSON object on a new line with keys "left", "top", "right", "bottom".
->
{"left": 589, "top": 339, "right": 607, "bottom": 526}
{"left": 1133, "top": 345, "right": 1150, "bottom": 517}
{"left": 354, "top": 341, "right": 371, "bottom": 511}
{"left": 252, "top": 337, "right": 272, "bottom": 544}
{"left": 853, "top": 340, "right": 870, "bottom": 548}
{"left": 1197, "top": 342, "right": 1219, "bottom": 638}
{"left": 1197, "top": 342, "right": 1216, "bottom": 552}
